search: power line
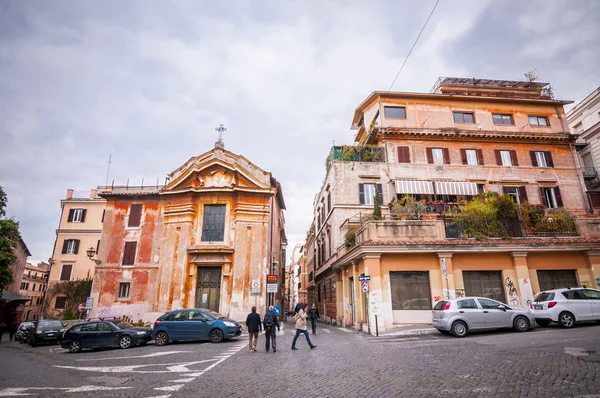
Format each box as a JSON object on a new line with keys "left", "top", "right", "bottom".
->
{"left": 388, "top": 0, "right": 440, "bottom": 91}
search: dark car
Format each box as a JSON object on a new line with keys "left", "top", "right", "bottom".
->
{"left": 152, "top": 308, "right": 242, "bottom": 346}
{"left": 29, "top": 320, "right": 65, "bottom": 346}
{"left": 61, "top": 319, "right": 152, "bottom": 353}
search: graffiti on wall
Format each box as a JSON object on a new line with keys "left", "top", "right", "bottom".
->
{"left": 433, "top": 296, "right": 441, "bottom": 302}
{"left": 455, "top": 289, "right": 465, "bottom": 298}
{"left": 581, "top": 280, "right": 591, "bottom": 288}
{"left": 504, "top": 277, "right": 520, "bottom": 306}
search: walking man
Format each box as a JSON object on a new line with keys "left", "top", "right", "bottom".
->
{"left": 291, "top": 304, "right": 316, "bottom": 350}
{"left": 9, "top": 321, "right": 18, "bottom": 342}
{"left": 263, "top": 306, "right": 280, "bottom": 353}
{"left": 308, "top": 303, "right": 320, "bottom": 335}
{"left": 245, "top": 306, "right": 261, "bottom": 352}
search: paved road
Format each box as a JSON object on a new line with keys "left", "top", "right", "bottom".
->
{"left": 0, "top": 321, "right": 599, "bottom": 397}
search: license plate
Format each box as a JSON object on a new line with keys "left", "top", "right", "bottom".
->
{"left": 534, "top": 305, "right": 543, "bottom": 310}
{"left": 47, "top": 333, "right": 55, "bottom": 336}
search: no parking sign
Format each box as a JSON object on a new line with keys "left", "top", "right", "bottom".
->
{"left": 361, "top": 281, "right": 369, "bottom": 293}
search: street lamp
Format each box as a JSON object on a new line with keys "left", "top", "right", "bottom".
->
{"left": 86, "top": 247, "right": 102, "bottom": 265}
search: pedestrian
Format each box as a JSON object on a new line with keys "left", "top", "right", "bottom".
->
{"left": 291, "top": 303, "right": 316, "bottom": 350}
{"left": 263, "top": 306, "right": 280, "bottom": 353}
{"left": 294, "top": 302, "right": 302, "bottom": 315}
{"left": 9, "top": 321, "right": 18, "bottom": 342}
{"left": 308, "top": 302, "right": 320, "bottom": 335}
{"left": 0, "top": 321, "right": 6, "bottom": 344}
{"left": 245, "top": 306, "right": 262, "bottom": 352}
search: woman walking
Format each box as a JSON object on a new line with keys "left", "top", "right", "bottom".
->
{"left": 291, "top": 304, "right": 316, "bottom": 350}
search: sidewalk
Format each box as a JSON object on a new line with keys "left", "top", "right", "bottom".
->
{"left": 375, "top": 323, "right": 438, "bottom": 338}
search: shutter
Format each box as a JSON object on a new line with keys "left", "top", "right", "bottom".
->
{"left": 510, "top": 150, "right": 519, "bottom": 166}
{"left": 61, "top": 240, "right": 68, "bottom": 255}
{"left": 494, "top": 150, "right": 502, "bottom": 165}
{"left": 530, "top": 151, "right": 538, "bottom": 167}
{"left": 443, "top": 148, "right": 450, "bottom": 164}
{"left": 539, "top": 187, "right": 549, "bottom": 207}
{"left": 81, "top": 209, "right": 87, "bottom": 222}
{"left": 60, "top": 264, "right": 72, "bottom": 281}
{"left": 476, "top": 149, "right": 484, "bottom": 165}
{"left": 128, "top": 204, "right": 143, "bottom": 227}
{"left": 376, "top": 184, "right": 383, "bottom": 202}
{"left": 123, "top": 242, "right": 137, "bottom": 266}
{"left": 397, "top": 146, "right": 410, "bottom": 163}
{"left": 101, "top": 209, "right": 106, "bottom": 223}
{"left": 74, "top": 239, "right": 80, "bottom": 254}
{"left": 426, "top": 148, "right": 433, "bottom": 164}
{"left": 460, "top": 149, "right": 467, "bottom": 165}
{"left": 96, "top": 239, "right": 100, "bottom": 254}
{"left": 358, "top": 183, "right": 365, "bottom": 205}
{"left": 554, "top": 187, "right": 563, "bottom": 207}
{"left": 518, "top": 186, "right": 528, "bottom": 203}
{"left": 502, "top": 186, "right": 509, "bottom": 195}
{"left": 68, "top": 209, "right": 75, "bottom": 222}
{"left": 545, "top": 151, "right": 554, "bottom": 167}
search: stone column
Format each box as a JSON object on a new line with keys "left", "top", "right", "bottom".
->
{"left": 510, "top": 252, "right": 533, "bottom": 308}
{"left": 363, "top": 254, "right": 383, "bottom": 335}
{"left": 437, "top": 253, "right": 455, "bottom": 299}
{"left": 584, "top": 251, "right": 600, "bottom": 288}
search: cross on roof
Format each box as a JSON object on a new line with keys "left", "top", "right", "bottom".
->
{"left": 215, "top": 124, "right": 227, "bottom": 140}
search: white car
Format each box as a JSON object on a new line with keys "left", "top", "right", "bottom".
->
{"left": 530, "top": 287, "right": 600, "bottom": 328}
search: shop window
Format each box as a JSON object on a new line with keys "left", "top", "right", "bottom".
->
{"left": 463, "top": 271, "right": 506, "bottom": 303}
{"left": 390, "top": 271, "right": 431, "bottom": 310}
{"left": 537, "top": 270, "right": 577, "bottom": 291}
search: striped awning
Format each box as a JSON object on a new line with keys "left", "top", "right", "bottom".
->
{"left": 395, "top": 180, "right": 434, "bottom": 195}
{"left": 434, "top": 181, "right": 478, "bottom": 196}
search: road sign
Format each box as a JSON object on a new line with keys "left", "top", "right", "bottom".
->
{"left": 267, "top": 274, "right": 278, "bottom": 293}
{"left": 361, "top": 281, "right": 369, "bottom": 293}
{"left": 251, "top": 279, "right": 260, "bottom": 294}
{"left": 85, "top": 297, "right": 93, "bottom": 309}
{"left": 441, "top": 258, "right": 447, "bottom": 274}
{"left": 358, "top": 275, "right": 371, "bottom": 281}
{"left": 273, "top": 306, "right": 281, "bottom": 316}
{"left": 78, "top": 303, "right": 86, "bottom": 313}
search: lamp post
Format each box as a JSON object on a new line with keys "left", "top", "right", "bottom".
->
{"left": 86, "top": 247, "right": 102, "bottom": 265}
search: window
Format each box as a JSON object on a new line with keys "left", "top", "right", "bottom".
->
{"left": 390, "top": 271, "right": 432, "bottom": 310}
{"left": 477, "top": 298, "right": 503, "bottom": 309}
{"left": 122, "top": 242, "right": 137, "bottom": 266}
{"left": 582, "top": 289, "right": 600, "bottom": 300}
{"left": 20, "top": 282, "right": 26, "bottom": 290}
{"left": 461, "top": 149, "right": 483, "bottom": 166}
{"left": 55, "top": 296, "right": 67, "bottom": 309}
{"left": 530, "top": 151, "right": 554, "bottom": 168}
{"left": 201, "top": 204, "right": 226, "bottom": 242}
{"left": 492, "top": 114, "right": 513, "bottom": 125}
{"left": 456, "top": 299, "right": 478, "bottom": 309}
{"left": 32, "top": 284, "right": 36, "bottom": 291}
{"left": 463, "top": 271, "right": 506, "bottom": 302}
{"left": 529, "top": 115, "right": 549, "bottom": 126}
{"left": 188, "top": 310, "right": 205, "bottom": 321}
{"left": 495, "top": 150, "right": 518, "bottom": 166}
{"left": 327, "top": 192, "right": 331, "bottom": 214}
{"left": 298, "top": 282, "right": 302, "bottom": 289}
{"left": 67, "top": 208, "right": 86, "bottom": 223}
{"left": 537, "top": 270, "right": 577, "bottom": 291}
{"left": 61, "top": 239, "right": 80, "bottom": 255}
{"left": 97, "top": 322, "right": 113, "bottom": 332}
{"left": 128, "top": 204, "right": 143, "bottom": 227}
{"left": 540, "top": 187, "right": 563, "bottom": 208}
{"left": 60, "top": 264, "right": 73, "bottom": 281}
{"left": 453, "top": 111, "right": 475, "bottom": 124}
{"left": 503, "top": 186, "right": 528, "bottom": 204}
{"left": 426, "top": 148, "right": 450, "bottom": 165}
{"left": 561, "top": 290, "right": 586, "bottom": 300}
{"left": 397, "top": 146, "right": 411, "bottom": 163}
{"left": 118, "top": 282, "right": 130, "bottom": 298}
{"left": 172, "top": 311, "right": 187, "bottom": 321}
{"left": 81, "top": 323, "right": 98, "bottom": 332}
{"left": 358, "top": 183, "right": 382, "bottom": 206}
{"left": 384, "top": 106, "right": 406, "bottom": 119}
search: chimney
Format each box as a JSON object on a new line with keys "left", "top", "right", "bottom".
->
{"left": 66, "top": 189, "right": 73, "bottom": 199}
{"left": 90, "top": 189, "right": 97, "bottom": 199}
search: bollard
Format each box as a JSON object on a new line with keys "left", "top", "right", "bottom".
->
{"left": 375, "top": 315, "right": 379, "bottom": 337}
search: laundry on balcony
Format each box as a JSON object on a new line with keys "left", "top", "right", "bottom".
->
{"left": 433, "top": 181, "right": 478, "bottom": 196}
{"left": 395, "top": 180, "right": 434, "bottom": 195}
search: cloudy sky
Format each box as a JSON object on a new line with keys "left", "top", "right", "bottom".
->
{"left": 1, "top": 0, "right": 599, "bottom": 263}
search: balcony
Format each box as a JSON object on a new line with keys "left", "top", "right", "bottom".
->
{"left": 443, "top": 217, "right": 578, "bottom": 238}
{"left": 325, "top": 145, "right": 385, "bottom": 170}
{"left": 582, "top": 167, "right": 597, "bottom": 180}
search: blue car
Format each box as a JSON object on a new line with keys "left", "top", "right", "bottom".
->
{"left": 61, "top": 319, "right": 152, "bottom": 353}
{"left": 152, "top": 308, "right": 242, "bottom": 345}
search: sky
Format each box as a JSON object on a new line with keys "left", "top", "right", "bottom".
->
{"left": 1, "top": 0, "right": 599, "bottom": 264}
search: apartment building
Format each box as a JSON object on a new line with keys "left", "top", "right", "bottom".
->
{"left": 312, "top": 77, "right": 600, "bottom": 333}
{"left": 0, "top": 238, "right": 31, "bottom": 324}
{"left": 20, "top": 261, "right": 50, "bottom": 321}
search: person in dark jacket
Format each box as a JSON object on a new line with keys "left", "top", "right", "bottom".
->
{"left": 263, "top": 306, "right": 280, "bottom": 353}
{"left": 9, "top": 321, "right": 18, "bottom": 342}
{"left": 294, "top": 302, "right": 303, "bottom": 315}
{"left": 245, "top": 306, "right": 262, "bottom": 352}
{"left": 308, "top": 303, "right": 320, "bottom": 334}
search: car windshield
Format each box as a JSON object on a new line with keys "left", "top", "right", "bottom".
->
{"left": 534, "top": 292, "right": 555, "bottom": 302}
{"left": 112, "top": 320, "right": 134, "bottom": 329}
{"left": 38, "top": 320, "right": 62, "bottom": 328}
{"left": 203, "top": 310, "right": 226, "bottom": 320}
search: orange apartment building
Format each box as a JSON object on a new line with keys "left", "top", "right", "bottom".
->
{"left": 88, "top": 140, "right": 287, "bottom": 323}
{"left": 20, "top": 261, "right": 50, "bottom": 321}
{"left": 312, "top": 77, "right": 600, "bottom": 333}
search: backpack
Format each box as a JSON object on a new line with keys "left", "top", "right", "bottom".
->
{"left": 264, "top": 311, "right": 274, "bottom": 327}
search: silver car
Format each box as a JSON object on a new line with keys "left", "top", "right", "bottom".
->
{"left": 432, "top": 297, "right": 535, "bottom": 337}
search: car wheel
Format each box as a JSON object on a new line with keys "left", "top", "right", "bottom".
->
{"left": 451, "top": 321, "right": 468, "bottom": 338}
{"left": 155, "top": 332, "right": 168, "bottom": 346}
{"left": 209, "top": 329, "right": 224, "bottom": 343}
{"left": 536, "top": 320, "right": 550, "bottom": 327}
{"left": 559, "top": 312, "right": 575, "bottom": 328}
{"left": 513, "top": 316, "right": 530, "bottom": 332}
{"left": 119, "top": 335, "right": 132, "bottom": 349}
{"left": 69, "top": 340, "right": 82, "bottom": 353}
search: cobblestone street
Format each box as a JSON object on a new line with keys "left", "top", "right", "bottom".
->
{"left": 1, "top": 321, "right": 599, "bottom": 397}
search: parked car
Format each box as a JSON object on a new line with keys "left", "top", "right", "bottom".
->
{"left": 29, "top": 320, "right": 66, "bottom": 346}
{"left": 15, "top": 322, "right": 34, "bottom": 343}
{"left": 432, "top": 297, "right": 534, "bottom": 337}
{"left": 61, "top": 319, "right": 152, "bottom": 353}
{"left": 152, "top": 308, "right": 242, "bottom": 346}
{"left": 530, "top": 287, "right": 600, "bottom": 328}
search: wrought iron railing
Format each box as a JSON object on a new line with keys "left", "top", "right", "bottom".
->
{"left": 444, "top": 217, "right": 578, "bottom": 239}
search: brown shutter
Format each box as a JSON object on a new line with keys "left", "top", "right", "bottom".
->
{"left": 460, "top": 149, "right": 467, "bottom": 165}
{"left": 545, "top": 151, "right": 554, "bottom": 167}
{"left": 358, "top": 183, "right": 365, "bottom": 204}
{"left": 495, "top": 150, "right": 502, "bottom": 165}
{"left": 518, "top": 186, "right": 528, "bottom": 203}
{"left": 81, "top": 209, "right": 86, "bottom": 222}
{"left": 60, "top": 264, "right": 73, "bottom": 281}
{"left": 74, "top": 239, "right": 80, "bottom": 254}
{"left": 101, "top": 209, "right": 106, "bottom": 223}
{"left": 67, "top": 209, "right": 75, "bottom": 222}
{"left": 530, "top": 151, "right": 538, "bottom": 167}
{"left": 510, "top": 150, "right": 519, "bottom": 166}
{"left": 476, "top": 149, "right": 484, "bottom": 165}
{"left": 443, "top": 148, "right": 450, "bottom": 164}
{"left": 61, "top": 240, "right": 68, "bottom": 254}
{"left": 128, "top": 204, "right": 143, "bottom": 227}
{"left": 554, "top": 187, "right": 563, "bottom": 207}
{"left": 122, "top": 242, "right": 137, "bottom": 266}
{"left": 96, "top": 239, "right": 100, "bottom": 254}
{"left": 426, "top": 148, "right": 433, "bottom": 164}
{"left": 397, "top": 146, "right": 410, "bottom": 163}
{"left": 539, "top": 187, "right": 549, "bottom": 207}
